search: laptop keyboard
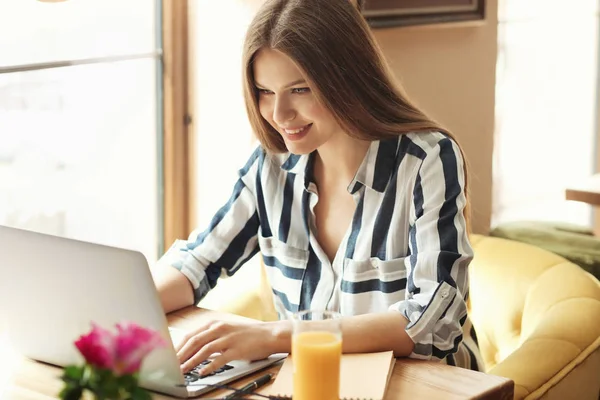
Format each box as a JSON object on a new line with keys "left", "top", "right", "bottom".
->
{"left": 184, "top": 360, "right": 235, "bottom": 384}
{"left": 168, "top": 328, "right": 238, "bottom": 385}
{"left": 168, "top": 327, "right": 287, "bottom": 391}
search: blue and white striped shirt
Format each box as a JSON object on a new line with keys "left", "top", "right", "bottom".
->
{"left": 159, "top": 131, "right": 483, "bottom": 371}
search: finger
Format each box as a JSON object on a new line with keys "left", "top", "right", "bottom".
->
{"left": 199, "top": 348, "right": 243, "bottom": 376}
{"left": 174, "top": 321, "right": 214, "bottom": 353}
{"left": 177, "top": 329, "right": 218, "bottom": 365}
{"left": 178, "top": 320, "right": 232, "bottom": 359}
{"left": 198, "top": 352, "right": 235, "bottom": 376}
{"left": 181, "top": 338, "right": 230, "bottom": 374}
{"left": 177, "top": 320, "right": 231, "bottom": 361}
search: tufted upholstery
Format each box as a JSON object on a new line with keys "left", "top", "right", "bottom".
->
{"left": 204, "top": 234, "right": 600, "bottom": 399}
{"left": 469, "top": 234, "right": 600, "bottom": 399}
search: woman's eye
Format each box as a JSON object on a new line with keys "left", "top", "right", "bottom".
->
{"left": 257, "top": 88, "right": 273, "bottom": 95}
{"left": 291, "top": 87, "right": 310, "bottom": 94}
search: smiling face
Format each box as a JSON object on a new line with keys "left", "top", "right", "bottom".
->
{"left": 253, "top": 48, "right": 345, "bottom": 155}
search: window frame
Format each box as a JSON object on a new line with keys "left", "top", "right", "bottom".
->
{"left": 161, "top": 0, "right": 193, "bottom": 253}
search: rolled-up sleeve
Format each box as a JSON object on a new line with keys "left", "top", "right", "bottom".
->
{"left": 390, "top": 136, "right": 473, "bottom": 361}
{"left": 156, "top": 147, "right": 263, "bottom": 304}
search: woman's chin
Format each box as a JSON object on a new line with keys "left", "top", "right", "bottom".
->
{"left": 284, "top": 142, "right": 316, "bottom": 155}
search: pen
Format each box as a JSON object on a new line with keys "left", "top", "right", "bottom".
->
{"left": 223, "top": 373, "right": 273, "bottom": 399}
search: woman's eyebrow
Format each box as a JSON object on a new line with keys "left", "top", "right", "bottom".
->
{"left": 255, "top": 78, "right": 307, "bottom": 89}
{"left": 283, "top": 79, "right": 307, "bottom": 88}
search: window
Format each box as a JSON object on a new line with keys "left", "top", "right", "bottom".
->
{"left": 493, "top": 0, "right": 599, "bottom": 229}
{"left": 0, "top": 0, "right": 163, "bottom": 262}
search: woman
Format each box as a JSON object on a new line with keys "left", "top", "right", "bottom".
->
{"left": 154, "top": 0, "right": 483, "bottom": 376}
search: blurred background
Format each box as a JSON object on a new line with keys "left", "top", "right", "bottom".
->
{"left": 0, "top": 1, "right": 598, "bottom": 302}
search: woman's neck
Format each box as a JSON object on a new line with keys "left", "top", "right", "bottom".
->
{"left": 314, "top": 134, "right": 371, "bottom": 190}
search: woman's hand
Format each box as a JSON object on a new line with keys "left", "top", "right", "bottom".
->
{"left": 175, "top": 319, "right": 285, "bottom": 375}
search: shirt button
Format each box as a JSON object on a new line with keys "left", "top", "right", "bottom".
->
{"left": 441, "top": 290, "right": 449, "bottom": 298}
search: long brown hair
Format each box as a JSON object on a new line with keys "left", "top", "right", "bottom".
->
{"left": 241, "top": 0, "right": 470, "bottom": 228}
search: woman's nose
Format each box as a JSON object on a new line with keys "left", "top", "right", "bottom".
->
{"left": 272, "top": 98, "right": 296, "bottom": 126}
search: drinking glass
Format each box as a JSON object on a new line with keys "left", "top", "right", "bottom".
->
{"left": 291, "top": 310, "right": 342, "bottom": 400}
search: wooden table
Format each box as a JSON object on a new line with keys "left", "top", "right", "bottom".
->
{"left": 0, "top": 307, "right": 514, "bottom": 400}
{"left": 566, "top": 173, "right": 600, "bottom": 206}
{"left": 565, "top": 173, "right": 600, "bottom": 236}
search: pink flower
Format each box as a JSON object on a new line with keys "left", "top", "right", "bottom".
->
{"left": 74, "top": 322, "right": 167, "bottom": 376}
{"left": 74, "top": 323, "right": 115, "bottom": 370}
{"left": 113, "top": 322, "right": 167, "bottom": 375}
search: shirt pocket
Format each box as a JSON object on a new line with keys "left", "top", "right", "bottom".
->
{"left": 340, "top": 257, "right": 408, "bottom": 314}
{"left": 258, "top": 236, "right": 309, "bottom": 314}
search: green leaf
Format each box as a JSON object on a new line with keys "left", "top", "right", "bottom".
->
{"left": 129, "top": 386, "right": 152, "bottom": 400}
{"left": 85, "top": 367, "right": 121, "bottom": 399}
{"left": 117, "top": 374, "right": 139, "bottom": 390}
{"left": 59, "top": 366, "right": 149, "bottom": 400}
{"left": 58, "top": 386, "right": 83, "bottom": 400}
{"left": 61, "top": 365, "right": 85, "bottom": 384}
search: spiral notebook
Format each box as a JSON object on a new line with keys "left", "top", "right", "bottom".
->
{"left": 267, "top": 351, "right": 395, "bottom": 400}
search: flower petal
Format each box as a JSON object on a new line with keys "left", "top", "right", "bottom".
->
{"left": 113, "top": 322, "right": 167, "bottom": 375}
{"left": 74, "top": 323, "right": 115, "bottom": 369}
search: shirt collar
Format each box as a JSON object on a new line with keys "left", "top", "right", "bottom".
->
{"left": 280, "top": 152, "right": 310, "bottom": 175}
{"left": 347, "top": 137, "right": 399, "bottom": 194}
{"left": 279, "top": 137, "right": 399, "bottom": 194}
{"left": 280, "top": 151, "right": 317, "bottom": 190}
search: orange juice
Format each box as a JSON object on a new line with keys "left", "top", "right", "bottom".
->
{"left": 292, "top": 330, "right": 342, "bottom": 400}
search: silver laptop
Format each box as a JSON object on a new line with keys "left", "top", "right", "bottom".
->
{"left": 0, "top": 225, "right": 286, "bottom": 398}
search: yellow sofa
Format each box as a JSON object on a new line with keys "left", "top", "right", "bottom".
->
{"left": 468, "top": 234, "right": 600, "bottom": 400}
{"left": 201, "top": 234, "right": 600, "bottom": 400}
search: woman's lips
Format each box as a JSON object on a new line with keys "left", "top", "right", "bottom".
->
{"left": 282, "top": 123, "right": 312, "bottom": 142}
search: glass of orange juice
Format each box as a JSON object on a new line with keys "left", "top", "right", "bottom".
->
{"left": 291, "top": 310, "right": 342, "bottom": 400}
